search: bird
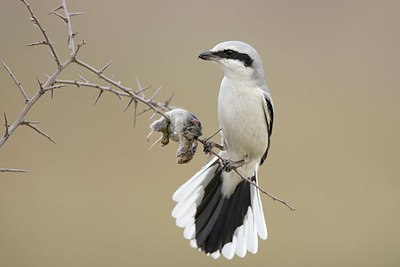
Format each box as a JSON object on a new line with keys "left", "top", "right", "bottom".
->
{"left": 171, "top": 41, "right": 274, "bottom": 259}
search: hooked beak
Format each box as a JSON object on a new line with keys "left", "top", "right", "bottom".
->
{"left": 198, "top": 51, "right": 219, "bottom": 61}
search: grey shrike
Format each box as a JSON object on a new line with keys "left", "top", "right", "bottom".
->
{"left": 172, "top": 41, "right": 274, "bottom": 259}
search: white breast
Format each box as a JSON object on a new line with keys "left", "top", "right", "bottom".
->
{"left": 218, "top": 77, "right": 268, "bottom": 164}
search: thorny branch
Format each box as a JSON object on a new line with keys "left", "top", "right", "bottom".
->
{"left": 22, "top": 0, "right": 62, "bottom": 68}
{"left": 0, "top": 0, "right": 295, "bottom": 211}
{"left": 0, "top": 0, "right": 172, "bottom": 155}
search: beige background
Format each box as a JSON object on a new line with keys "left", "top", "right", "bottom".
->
{"left": 1, "top": 0, "right": 400, "bottom": 266}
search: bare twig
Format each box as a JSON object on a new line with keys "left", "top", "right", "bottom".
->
{"left": 235, "top": 167, "right": 295, "bottom": 210}
{"left": 0, "top": 168, "right": 28, "bottom": 173}
{"left": 21, "top": 0, "right": 61, "bottom": 67}
{"left": 1, "top": 60, "right": 29, "bottom": 102}
{"left": 204, "top": 128, "right": 222, "bottom": 142}
{"left": 60, "top": 0, "right": 76, "bottom": 56}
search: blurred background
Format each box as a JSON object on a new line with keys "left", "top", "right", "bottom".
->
{"left": 1, "top": 0, "right": 399, "bottom": 266}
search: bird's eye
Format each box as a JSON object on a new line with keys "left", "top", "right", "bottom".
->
{"left": 225, "top": 50, "right": 234, "bottom": 56}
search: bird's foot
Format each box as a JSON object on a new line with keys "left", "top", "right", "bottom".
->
{"left": 203, "top": 141, "right": 224, "bottom": 154}
{"left": 222, "top": 159, "right": 245, "bottom": 172}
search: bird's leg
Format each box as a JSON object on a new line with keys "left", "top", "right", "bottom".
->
{"left": 222, "top": 158, "right": 245, "bottom": 172}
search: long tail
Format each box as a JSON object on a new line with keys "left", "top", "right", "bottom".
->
{"left": 172, "top": 157, "right": 267, "bottom": 259}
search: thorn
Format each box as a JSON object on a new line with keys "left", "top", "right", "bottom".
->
{"left": 123, "top": 98, "right": 134, "bottom": 112}
{"left": 94, "top": 89, "right": 104, "bottom": 106}
{"left": 149, "top": 86, "right": 163, "bottom": 102}
{"left": 148, "top": 135, "right": 163, "bottom": 150}
{"left": 133, "top": 100, "right": 138, "bottom": 128}
{"left": 135, "top": 79, "right": 148, "bottom": 97}
{"left": 116, "top": 91, "right": 123, "bottom": 102}
{"left": 21, "top": 121, "right": 56, "bottom": 145}
{"left": 36, "top": 76, "right": 43, "bottom": 92}
{"left": 1, "top": 59, "right": 29, "bottom": 102}
{"left": 147, "top": 109, "right": 159, "bottom": 123}
{"left": 70, "top": 11, "right": 87, "bottom": 17}
{"left": 137, "top": 107, "right": 151, "bottom": 116}
{"left": 135, "top": 85, "right": 152, "bottom": 95}
{"left": 146, "top": 129, "right": 154, "bottom": 143}
{"left": 98, "top": 59, "right": 113, "bottom": 76}
{"left": 25, "top": 40, "right": 48, "bottom": 47}
{"left": 48, "top": 5, "right": 63, "bottom": 15}
{"left": 51, "top": 11, "right": 68, "bottom": 23}
{"left": 72, "top": 32, "right": 78, "bottom": 39}
{"left": 78, "top": 75, "right": 88, "bottom": 83}
{"left": 3, "top": 112, "right": 9, "bottom": 138}
{"left": 164, "top": 92, "right": 174, "bottom": 108}
{"left": 48, "top": 50, "right": 56, "bottom": 61}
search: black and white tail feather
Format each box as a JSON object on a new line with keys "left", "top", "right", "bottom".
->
{"left": 172, "top": 157, "right": 267, "bottom": 259}
{"left": 172, "top": 41, "right": 273, "bottom": 259}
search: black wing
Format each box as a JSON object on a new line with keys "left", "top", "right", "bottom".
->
{"left": 260, "top": 93, "right": 274, "bottom": 166}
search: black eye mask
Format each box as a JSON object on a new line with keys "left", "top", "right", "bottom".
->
{"left": 212, "top": 49, "right": 254, "bottom": 67}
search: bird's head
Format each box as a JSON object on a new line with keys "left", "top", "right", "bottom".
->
{"left": 198, "top": 41, "right": 265, "bottom": 81}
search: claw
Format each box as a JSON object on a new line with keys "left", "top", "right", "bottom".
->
{"left": 203, "top": 140, "right": 224, "bottom": 154}
{"left": 222, "top": 159, "right": 245, "bottom": 172}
